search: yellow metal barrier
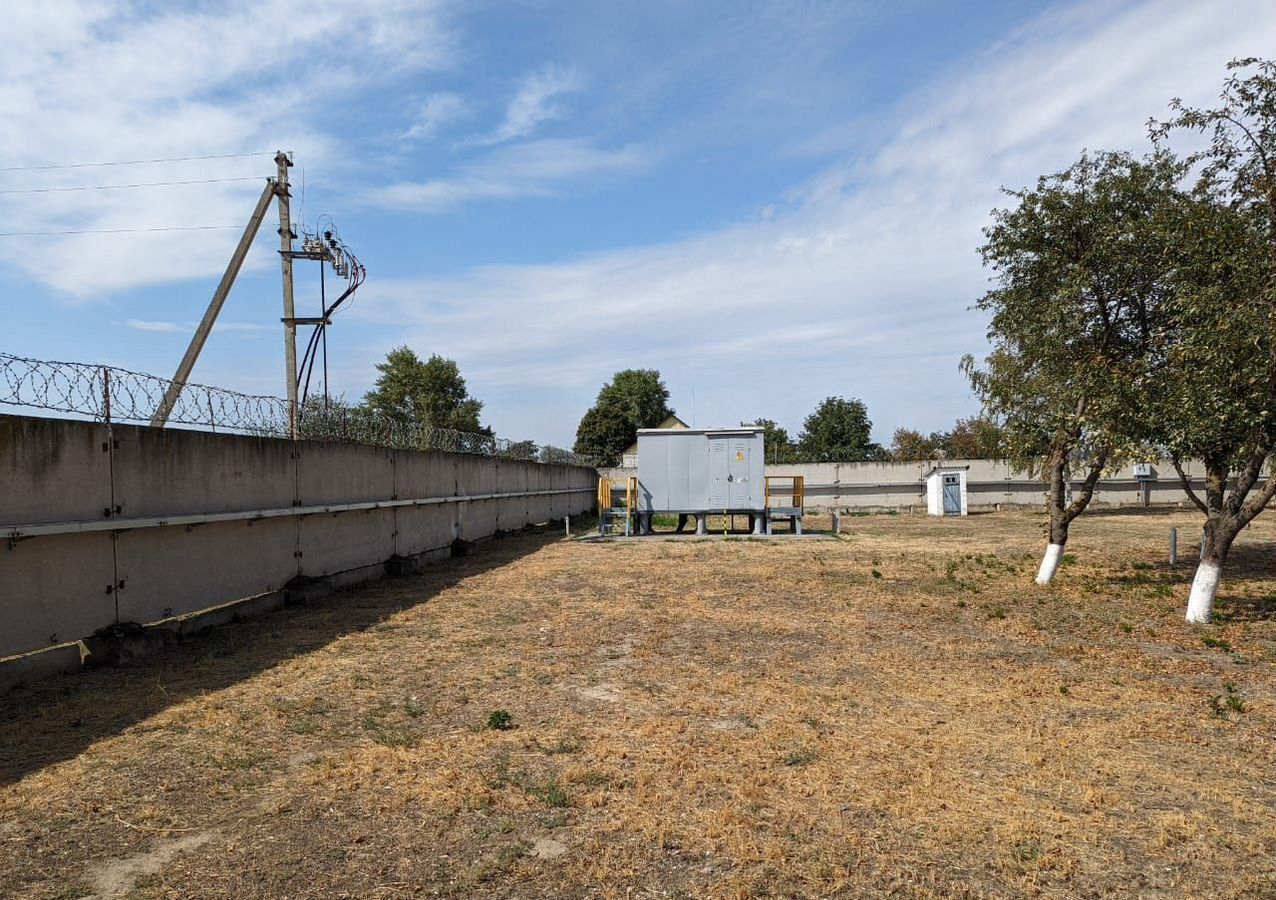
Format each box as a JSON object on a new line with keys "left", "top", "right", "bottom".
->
{"left": 764, "top": 475, "right": 804, "bottom": 509}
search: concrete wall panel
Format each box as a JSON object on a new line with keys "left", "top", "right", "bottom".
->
{"left": 0, "top": 415, "right": 112, "bottom": 525}
{"left": 0, "top": 532, "right": 116, "bottom": 658}
{"left": 394, "top": 450, "right": 456, "bottom": 500}
{"left": 111, "top": 424, "right": 296, "bottom": 516}
{"left": 496, "top": 462, "right": 530, "bottom": 530}
{"left": 2, "top": 414, "right": 597, "bottom": 661}
{"left": 299, "top": 508, "right": 396, "bottom": 576}
{"left": 457, "top": 457, "right": 500, "bottom": 538}
{"left": 604, "top": 457, "right": 1211, "bottom": 512}
{"left": 115, "top": 518, "right": 298, "bottom": 624}
{"left": 297, "top": 442, "right": 393, "bottom": 506}
{"left": 395, "top": 505, "right": 457, "bottom": 556}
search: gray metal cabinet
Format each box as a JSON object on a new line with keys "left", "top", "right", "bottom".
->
{"left": 638, "top": 427, "right": 764, "bottom": 513}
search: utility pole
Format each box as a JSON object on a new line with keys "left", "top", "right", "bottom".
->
{"left": 150, "top": 178, "right": 278, "bottom": 428}
{"left": 275, "top": 151, "right": 299, "bottom": 439}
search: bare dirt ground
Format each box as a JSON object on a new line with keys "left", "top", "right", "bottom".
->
{"left": 1, "top": 510, "right": 1274, "bottom": 899}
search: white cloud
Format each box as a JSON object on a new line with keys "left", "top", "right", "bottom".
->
{"left": 121, "top": 319, "right": 270, "bottom": 334}
{"left": 366, "top": 138, "right": 653, "bottom": 211}
{"left": 402, "top": 92, "right": 468, "bottom": 140}
{"left": 347, "top": 0, "right": 1275, "bottom": 444}
{"left": 0, "top": 0, "right": 456, "bottom": 299}
{"left": 467, "top": 64, "right": 581, "bottom": 146}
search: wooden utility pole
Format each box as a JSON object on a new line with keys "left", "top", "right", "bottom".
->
{"left": 150, "top": 178, "right": 278, "bottom": 428}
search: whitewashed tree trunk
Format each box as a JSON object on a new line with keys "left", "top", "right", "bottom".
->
{"left": 1035, "top": 542, "right": 1066, "bottom": 585}
{"left": 1185, "top": 561, "right": 1221, "bottom": 624}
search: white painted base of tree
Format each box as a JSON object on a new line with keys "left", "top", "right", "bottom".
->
{"left": 1035, "top": 543, "right": 1065, "bottom": 585}
{"left": 1185, "top": 561, "right": 1221, "bottom": 624}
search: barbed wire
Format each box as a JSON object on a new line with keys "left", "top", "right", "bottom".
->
{"left": 0, "top": 352, "right": 592, "bottom": 466}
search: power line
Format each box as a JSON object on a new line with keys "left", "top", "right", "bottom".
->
{"left": 0, "top": 176, "right": 265, "bottom": 196}
{"left": 0, "top": 224, "right": 241, "bottom": 238}
{"left": 0, "top": 151, "right": 277, "bottom": 173}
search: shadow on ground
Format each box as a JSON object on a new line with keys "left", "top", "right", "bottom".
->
{"left": 1100, "top": 538, "right": 1276, "bottom": 622}
{"left": 0, "top": 529, "right": 556, "bottom": 785}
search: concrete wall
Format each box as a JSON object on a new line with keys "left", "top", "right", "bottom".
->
{"left": 600, "top": 458, "right": 1211, "bottom": 512}
{"left": 1, "top": 414, "right": 596, "bottom": 664}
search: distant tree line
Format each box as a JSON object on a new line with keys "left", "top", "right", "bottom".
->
{"left": 571, "top": 368, "right": 1011, "bottom": 466}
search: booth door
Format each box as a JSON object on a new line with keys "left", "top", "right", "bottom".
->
{"left": 942, "top": 474, "right": 961, "bottom": 515}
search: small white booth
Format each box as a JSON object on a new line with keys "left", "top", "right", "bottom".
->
{"left": 923, "top": 466, "right": 968, "bottom": 517}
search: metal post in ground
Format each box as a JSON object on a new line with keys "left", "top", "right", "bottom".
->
{"left": 1169, "top": 527, "right": 1178, "bottom": 565}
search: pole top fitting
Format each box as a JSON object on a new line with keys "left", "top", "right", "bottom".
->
{"left": 274, "top": 150, "right": 294, "bottom": 167}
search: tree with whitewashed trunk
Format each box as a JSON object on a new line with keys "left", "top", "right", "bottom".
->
{"left": 1148, "top": 58, "right": 1276, "bottom": 624}
{"left": 964, "top": 151, "right": 1180, "bottom": 584}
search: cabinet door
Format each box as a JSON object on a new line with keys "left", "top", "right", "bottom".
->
{"left": 708, "top": 438, "right": 728, "bottom": 508}
{"left": 727, "top": 439, "right": 751, "bottom": 507}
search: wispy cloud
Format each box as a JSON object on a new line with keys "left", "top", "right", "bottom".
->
{"left": 349, "top": 0, "right": 1275, "bottom": 444}
{"left": 402, "top": 91, "right": 468, "bottom": 141}
{"left": 467, "top": 64, "right": 581, "bottom": 147}
{"left": 0, "top": 0, "right": 457, "bottom": 299}
{"left": 366, "top": 138, "right": 652, "bottom": 211}
{"left": 121, "top": 319, "right": 270, "bottom": 334}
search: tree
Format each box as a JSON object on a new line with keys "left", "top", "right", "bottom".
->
{"left": 890, "top": 428, "right": 944, "bottom": 461}
{"left": 964, "top": 150, "right": 1179, "bottom": 584}
{"left": 574, "top": 369, "right": 674, "bottom": 466}
{"left": 1149, "top": 58, "right": 1276, "bottom": 622}
{"left": 746, "top": 418, "right": 797, "bottom": 463}
{"left": 363, "top": 347, "right": 486, "bottom": 433}
{"left": 796, "top": 397, "right": 886, "bottom": 462}
{"left": 947, "top": 417, "right": 1006, "bottom": 459}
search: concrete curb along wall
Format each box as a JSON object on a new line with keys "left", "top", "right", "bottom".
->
{"left": 0, "top": 414, "right": 597, "bottom": 676}
{"left": 599, "top": 458, "right": 1210, "bottom": 511}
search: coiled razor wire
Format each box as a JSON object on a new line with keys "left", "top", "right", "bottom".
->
{"left": 0, "top": 352, "right": 592, "bottom": 466}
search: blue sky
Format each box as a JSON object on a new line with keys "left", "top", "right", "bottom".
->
{"left": 1, "top": 0, "right": 1271, "bottom": 448}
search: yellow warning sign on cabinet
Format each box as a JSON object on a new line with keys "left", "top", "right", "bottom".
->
{"left": 735, "top": 451, "right": 744, "bottom": 461}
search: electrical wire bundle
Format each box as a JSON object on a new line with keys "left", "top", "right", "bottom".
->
{"left": 296, "top": 218, "right": 366, "bottom": 412}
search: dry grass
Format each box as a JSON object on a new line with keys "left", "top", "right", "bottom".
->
{"left": 2, "top": 510, "right": 1275, "bottom": 899}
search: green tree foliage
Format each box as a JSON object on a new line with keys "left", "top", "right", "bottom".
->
{"left": 363, "top": 347, "right": 487, "bottom": 433}
{"left": 796, "top": 397, "right": 886, "bottom": 462}
{"left": 1147, "top": 57, "right": 1276, "bottom": 619}
{"left": 963, "top": 150, "right": 1179, "bottom": 564}
{"left": 890, "top": 428, "right": 944, "bottom": 461}
{"left": 890, "top": 418, "right": 1007, "bottom": 461}
{"left": 947, "top": 417, "right": 1007, "bottom": 459}
{"left": 574, "top": 369, "right": 674, "bottom": 466}
{"left": 746, "top": 418, "right": 797, "bottom": 463}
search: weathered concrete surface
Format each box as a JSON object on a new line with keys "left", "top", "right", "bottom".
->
{"left": 601, "top": 458, "right": 1211, "bottom": 511}
{"left": 0, "top": 415, "right": 112, "bottom": 524}
{"left": 114, "top": 518, "right": 299, "bottom": 625}
{"left": 0, "top": 414, "right": 596, "bottom": 679}
{"left": 112, "top": 425, "right": 296, "bottom": 516}
{"left": 0, "top": 642, "right": 81, "bottom": 692}
{"left": 0, "top": 532, "right": 117, "bottom": 658}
